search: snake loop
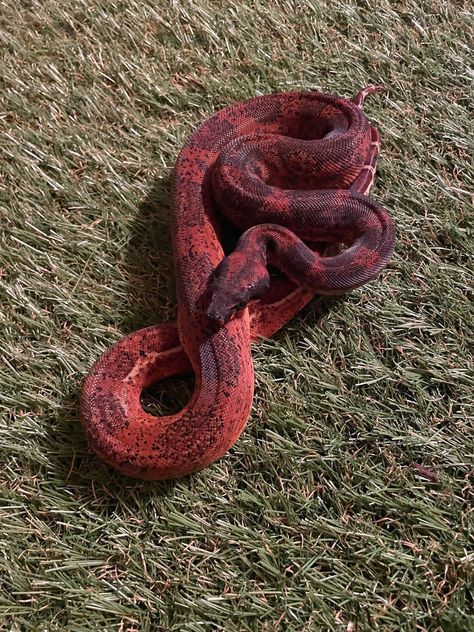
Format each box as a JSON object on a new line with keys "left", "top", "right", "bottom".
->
{"left": 81, "top": 87, "right": 395, "bottom": 479}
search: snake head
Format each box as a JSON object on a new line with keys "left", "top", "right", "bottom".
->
{"left": 207, "top": 250, "right": 270, "bottom": 326}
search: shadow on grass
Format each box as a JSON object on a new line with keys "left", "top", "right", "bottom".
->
{"left": 52, "top": 175, "right": 343, "bottom": 502}
{"left": 123, "top": 174, "right": 176, "bottom": 331}
{"left": 49, "top": 177, "right": 193, "bottom": 502}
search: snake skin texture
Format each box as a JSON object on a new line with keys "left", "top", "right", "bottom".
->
{"left": 81, "top": 86, "right": 395, "bottom": 480}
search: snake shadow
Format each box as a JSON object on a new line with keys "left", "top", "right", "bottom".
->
{"left": 121, "top": 173, "right": 176, "bottom": 332}
{"left": 46, "top": 175, "right": 189, "bottom": 502}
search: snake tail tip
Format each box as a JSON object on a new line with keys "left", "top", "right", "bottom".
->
{"left": 353, "top": 85, "right": 385, "bottom": 107}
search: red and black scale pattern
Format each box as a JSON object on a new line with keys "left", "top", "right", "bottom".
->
{"left": 81, "top": 87, "right": 395, "bottom": 480}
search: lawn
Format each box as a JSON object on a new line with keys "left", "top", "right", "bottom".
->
{"left": 0, "top": 1, "right": 472, "bottom": 630}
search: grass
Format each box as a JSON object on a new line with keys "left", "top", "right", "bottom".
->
{"left": 0, "top": 0, "right": 473, "bottom": 630}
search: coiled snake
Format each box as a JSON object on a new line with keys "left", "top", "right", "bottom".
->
{"left": 81, "top": 86, "right": 395, "bottom": 479}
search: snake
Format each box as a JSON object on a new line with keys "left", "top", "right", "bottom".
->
{"left": 81, "top": 86, "right": 395, "bottom": 480}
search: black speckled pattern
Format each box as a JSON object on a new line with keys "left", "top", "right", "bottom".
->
{"left": 81, "top": 87, "right": 395, "bottom": 480}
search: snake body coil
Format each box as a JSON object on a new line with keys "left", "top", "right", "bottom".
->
{"left": 81, "top": 86, "right": 395, "bottom": 479}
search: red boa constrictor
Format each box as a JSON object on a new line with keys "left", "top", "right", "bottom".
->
{"left": 81, "top": 86, "right": 395, "bottom": 479}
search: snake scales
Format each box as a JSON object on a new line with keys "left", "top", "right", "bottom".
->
{"left": 81, "top": 86, "right": 395, "bottom": 480}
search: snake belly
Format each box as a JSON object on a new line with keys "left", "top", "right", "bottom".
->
{"left": 81, "top": 87, "right": 395, "bottom": 480}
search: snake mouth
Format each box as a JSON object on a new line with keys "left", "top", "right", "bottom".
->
{"left": 207, "top": 304, "right": 239, "bottom": 327}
